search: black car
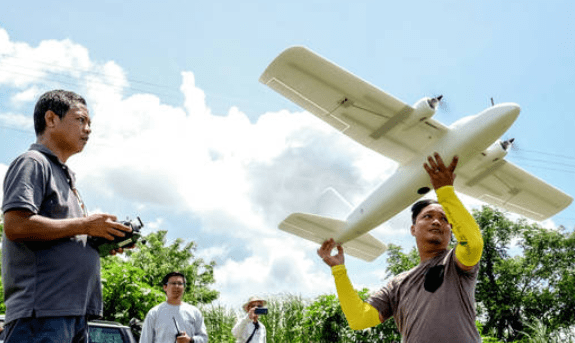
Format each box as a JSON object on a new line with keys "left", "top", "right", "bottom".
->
{"left": 0, "top": 315, "right": 137, "bottom": 343}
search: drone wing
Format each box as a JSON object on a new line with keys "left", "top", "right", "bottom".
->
{"left": 260, "top": 46, "right": 448, "bottom": 165}
{"left": 456, "top": 159, "right": 573, "bottom": 221}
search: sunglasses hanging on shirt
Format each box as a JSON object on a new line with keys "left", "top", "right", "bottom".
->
{"left": 424, "top": 265, "right": 445, "bottom": 293}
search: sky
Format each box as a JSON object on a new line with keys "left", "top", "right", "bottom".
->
{"left": 1, "top": 0, "right": 574, "bottom": 314}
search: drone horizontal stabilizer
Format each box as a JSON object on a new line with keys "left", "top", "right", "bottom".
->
{"left": 279, "top": 213, "right": 388, "bottom": 262}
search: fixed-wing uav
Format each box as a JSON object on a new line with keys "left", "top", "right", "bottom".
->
{"left": 259, "top": 46, "right": 573, "bottom": 261}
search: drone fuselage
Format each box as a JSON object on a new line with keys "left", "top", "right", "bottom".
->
{"left": 336, "top": 103, "right": 520, "bottom": 243}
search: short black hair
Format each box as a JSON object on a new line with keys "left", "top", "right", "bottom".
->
{"left": 162, "top": 271, "right": 186, "bottom": 285}
{"left": 33, "top": 89, "right": 86, "bottom": 136}
{"left": 411, "top": 199, "right": 439, "bottom": 224}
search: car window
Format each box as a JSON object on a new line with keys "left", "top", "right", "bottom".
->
{"left": 89, "top": 326, "right": 125, "bottom": 343}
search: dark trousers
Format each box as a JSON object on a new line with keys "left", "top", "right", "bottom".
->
{"left": 2, "top": 315, "right": 88, "bottom": 343}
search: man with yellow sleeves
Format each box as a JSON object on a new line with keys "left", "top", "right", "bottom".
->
{"left": 318, "top": 153, "right": 484, "bottom": 343}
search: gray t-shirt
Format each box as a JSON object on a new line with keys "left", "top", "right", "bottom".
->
{"left": 1, "top": 144, "right": 102, "bottom": 323}
{"left": 366, "top": 249, "right": 480, "bottom": 343}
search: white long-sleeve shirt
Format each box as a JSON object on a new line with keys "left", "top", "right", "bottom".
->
{"left": 140, "top": 302, "right": 208, "bottom": 343}
{"left": 231, "top": 314, "right": 266, "bottom": 343}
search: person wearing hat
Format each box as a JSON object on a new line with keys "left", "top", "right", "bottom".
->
{"left": 231, "top": 296, "right": 267, "bottom": 343}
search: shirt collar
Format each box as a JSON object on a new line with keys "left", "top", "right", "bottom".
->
{"left": 30, "top": 143, "right": 62, "bottom": 164}
{"left": 29, "top": 143, "right": 76, "bottom": 185}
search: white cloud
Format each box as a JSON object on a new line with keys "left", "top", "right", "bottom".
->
{"left": 0, "top": 112, "right": 33, "bottom": 132}
{"left": 196, "top": 245, "right": 230, "bottom": 262}
{"left": 0, "top": 29, "right": 11, "bottom": 54}
{"left": 0, "top": 28, "right": 92, "bottom": 89}
{"left": 11, "top": 86, "right": 42, "bottom": 105}
{"left": 213, "top": 235, "right": 335, "bottom": 310}
{"left": 0, "top": 163, "right": 7, "bottom": 202}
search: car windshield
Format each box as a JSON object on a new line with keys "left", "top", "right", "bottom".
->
{"left": 88, "top": 326, "right": 124, "bottom": 343}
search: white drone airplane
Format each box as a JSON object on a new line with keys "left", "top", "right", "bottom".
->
{"left": 259, "top": 46, "right": 573, "bottom": 262}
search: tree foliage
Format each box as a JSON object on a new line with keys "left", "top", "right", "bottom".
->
{"left": 303, "top": 290, "right": 401, "bottom": 343}
{"left": 474, "top": 206, "right": 575, "bottom": 341}
{"left": 124, "top": 230, "right": 219, "bottom": 305}
{"left": 100, "top": 258, "right": 165, "bottom": 323}
{"left": 384, "top": 243, "right": 420, "bottom": 278}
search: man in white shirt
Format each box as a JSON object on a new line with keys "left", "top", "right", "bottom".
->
{"left": 231, "top": 296, "right": 267, "bottom": 343}
{"left": 140, "top": 272, "right": 208, "bottom": 343}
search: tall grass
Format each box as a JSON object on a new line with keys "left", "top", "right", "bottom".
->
{"left": 201, "top": 303, "right": 237, "bottom": 343}
{"left": 201, "top": 294, "right": 312, "bottom": 343}
{"left": 259, "top": 294, "right": 310, "bottom": 343}
{"left": 520, "top": 318, "right": 575, "bottom": 343}
{"left": 201, "top": 294, "right": 574, "bottom": 343}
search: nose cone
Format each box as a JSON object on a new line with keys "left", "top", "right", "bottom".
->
{"left": 494, "top": 102, "right": 520, "bottom": 126}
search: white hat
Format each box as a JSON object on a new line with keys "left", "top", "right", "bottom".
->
{"left": 242, "top": 296, "right": 267, "bottom": 312}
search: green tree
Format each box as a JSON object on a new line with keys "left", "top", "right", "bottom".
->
{"left": 304, "top": 290, "right": 401, "bottom": 343}
{"left": 125, "top": 230, "right": 219, "bottom": 305}
{"left": 474, "top": 206, "right": 575, "bottom": 341}
{"left": 304, "top": 293, "right": 346, "bottom": 342}
{"left": 100, "top": 257, "right": 165, "bottom": 323}
{"left": 384, "top": 243, "right": 419, "bottom": 278}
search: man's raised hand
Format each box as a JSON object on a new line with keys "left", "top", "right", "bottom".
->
{"left": 423, "top": 153, "right": 458, "bottom": 190}
{"left": 317, "top": 238, "right": 345, "bottom": 267}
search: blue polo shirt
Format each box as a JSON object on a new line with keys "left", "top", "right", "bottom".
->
{"left": 2, "top": 144, "right": 102, "bottom": 323}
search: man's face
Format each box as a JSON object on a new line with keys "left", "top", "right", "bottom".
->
{"left": 163, "top": 276, "right": 186, "bottom": 301}
{"left": 410, "top": 203, "right": 452, "bottom": 249}
{"left": 51, "top": 104, "right": 91, "bottom": 156}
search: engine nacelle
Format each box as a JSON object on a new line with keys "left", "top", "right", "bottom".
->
{"left": 402, "top": 97, "right": 439, "bottom": 127}
{"left": 480, "top": 140, "right": 511, "bottom": 162}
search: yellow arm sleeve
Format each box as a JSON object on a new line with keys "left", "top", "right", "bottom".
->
{"left": 436, "top": 186, "right": 484, "bottom": 267}
{"left": 331, "top": 264, "right": 381, "bottom": 330}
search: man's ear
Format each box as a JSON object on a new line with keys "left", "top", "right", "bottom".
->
{"left": 44, "top": 110, "right": 59, "bottom": 129}
{"left": 410, "top": 224, "right": 416, "bottom": 237}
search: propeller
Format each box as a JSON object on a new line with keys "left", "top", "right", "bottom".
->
{"left": 500, "top": 138, "right": 515, "bottom": 151}
{"left": 427, "top": 95, "right": 443, "bottom": 110}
